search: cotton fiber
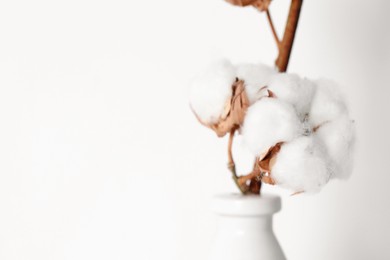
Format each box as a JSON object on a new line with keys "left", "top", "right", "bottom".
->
{"left": 236, "top": 63, "right": 277, "bottom": 104}
{"left": 242, "top": 98, "right": 302, "bottom": 156}
{"left": 309, "top": 79, "right": 348, "bottom": 127}
{"left": 271, "top": 136, "right": 332, "bottom": 193}
{"left": 189, "top": 60, "right": 237, "bottom": 124}
{"left": 315, "top": 114, "right": 355, "bottom": 179}
{"left": 268, "top": 73, "right": 316, "bottom": 119}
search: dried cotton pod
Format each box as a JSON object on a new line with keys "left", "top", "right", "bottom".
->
{"left": 200, "top": 80, "right": 250, "bottom": 137}
{"left": 225, "top": 0, "right": 272, "bottom": 12}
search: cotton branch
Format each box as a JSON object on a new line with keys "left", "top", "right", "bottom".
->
{"left": 266, "top": 10, "right": 281, "bottom": 49}
{"left": 228, "top": 129, "right": 249, "bottom": 194}
{"left": 225, "top": 0, "right": 303, "bottom": 72}
{"left": 221, "top": 0, "right": 304, "bottom": 194}
{"left": 275, "top": 0, "right": 303, "bottom": 72}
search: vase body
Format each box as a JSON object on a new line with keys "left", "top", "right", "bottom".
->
{"left": 208, "top": 194, "right": 286, "bottom": 260}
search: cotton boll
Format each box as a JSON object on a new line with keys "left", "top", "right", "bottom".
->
{"left": 315, "top": 115, "right": 356, "bottom": 179}
{"left": 189, "top": 60, "right": 237, "bottom": 124}
{"left": 236, "top": 63, "right": 277, "bottom": 104}
{"left": 268, "top": 73, "right": 316, "bottom": 119}
{"left": 309, "top": 79, "right": 348, "bottom": 127}
{"left": 242, "top": 98, "right": 302, "bottom": 156}
{"left": 272, "top": 136, "right": 332, "bottom": 193}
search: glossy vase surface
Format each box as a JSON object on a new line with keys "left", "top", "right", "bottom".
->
{"left": 208, "top": 194, "right": 286, "bottom": 260}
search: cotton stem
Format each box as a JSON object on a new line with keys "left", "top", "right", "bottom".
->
{"left": 266, "top": 10, "right": 281, "bottom": 49}
{"left": 237, "top": 169, "right": 261, "bottom": 187}
{"left": 275, "top": 0, "right": 303, "bottom": 72}
{"left": 227, "top": 128, "right": 248, "bottom": 194}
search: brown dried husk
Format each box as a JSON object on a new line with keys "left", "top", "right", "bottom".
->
{"left": 256, "top": 140, "right": 282, "bottom": 185}
{"left": 258, "top": 142, "right": 282, "bottom": 173}
{"left": 252, "top": 0, "right": 272, "bottom": 12}
{"left": 225, "top": 0, "right": 272, "bottom": 12}
{"left": 194, "top": 79, "right": 250, "bottom": 137}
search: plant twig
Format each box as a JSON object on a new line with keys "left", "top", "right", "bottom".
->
{"left": 227, "top": 128, "right": 248, "bottom": 194}
{"left": 275, "top": 0, "right": 303, "bottom": 72}
{"left": 226, "top": 0, "right": 303, "bottom": 72}
{"left": 227, "top": 129, "right": 236, "bottom": 174}
{"left": 266, "top": 10, "right": 281, "bottom": 49}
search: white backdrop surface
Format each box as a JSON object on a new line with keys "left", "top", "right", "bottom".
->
{"left": 0, "top": 0, "right": 389, "bottom": 259}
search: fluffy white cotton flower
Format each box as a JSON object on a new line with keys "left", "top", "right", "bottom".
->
{"left": 236, "top": 63, "right": 277, "bottom": 104}
{"left": 315, "top": 114, "right": 355, "bottom": 180}
{"left": 242, "top": 98, "right": 302, "bottom": 156}
{"left": 268, "top": 73, "right": 316, "bottom": 119}
{"left": 309, "top": 79, "right": 348, "bottom": 127}
{"left": 189, "top": 60, "right": 237, "bottom": 124}
{"left": 272, "top": 136, "right": 332, "bottom": 193}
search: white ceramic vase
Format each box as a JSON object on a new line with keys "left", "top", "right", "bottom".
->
{"left": 208, "top": 194, "right": 286, "bottom": 260}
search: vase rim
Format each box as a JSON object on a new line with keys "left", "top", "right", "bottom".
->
{"left": 211, "top": 193, "right": 281, "bottom": 216}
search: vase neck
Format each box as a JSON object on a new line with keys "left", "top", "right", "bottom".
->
{"left": 217, "top": 214, "right": 274, "bottom": 232}
{"left": 211, "top": 194, "right": 282, "bottom": 216}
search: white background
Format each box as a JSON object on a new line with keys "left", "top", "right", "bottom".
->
{"left": 0, "top": 0, "right": 389, "bottom": 259}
